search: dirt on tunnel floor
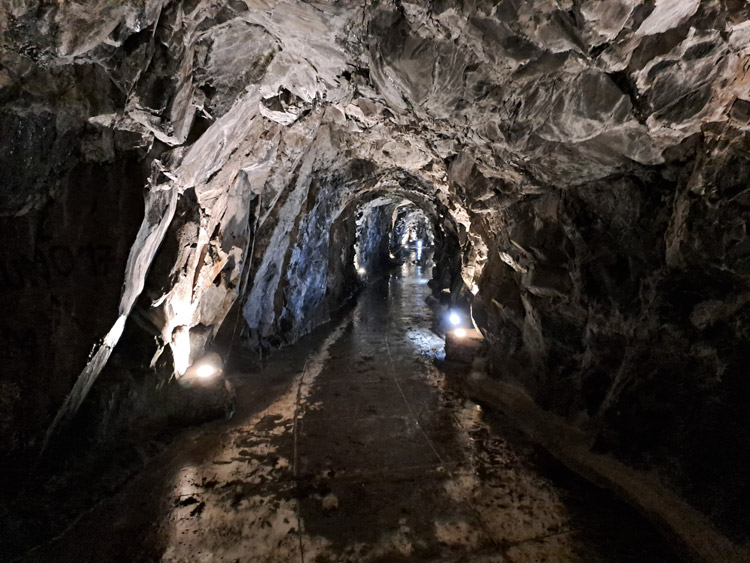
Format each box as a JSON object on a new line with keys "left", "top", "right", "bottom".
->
{"left": 17, "top": 252, "right": 682, "bottom": 563}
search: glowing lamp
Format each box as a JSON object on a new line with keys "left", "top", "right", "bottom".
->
{"left": 196, "top": 364, "right": 217, "bottom": 379}
{"left": 448, "top": 311, "right": 461, "bottom": 326}
{"left": 358, "top": 267, "right": 366, "bottom": 275}
{"left": 454, "top": 328, "right": 467, "bottom": 338}
{"left": 179, "top": 352, "right": 224, "bottom": 385}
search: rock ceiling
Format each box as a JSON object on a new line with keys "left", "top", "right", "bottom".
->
{"left": 2, "top": 0, "right": 750, "bottom": 542}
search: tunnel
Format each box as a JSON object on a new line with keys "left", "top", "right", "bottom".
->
{"left": 1, "top": 1, "right": 750, "bottom": 562}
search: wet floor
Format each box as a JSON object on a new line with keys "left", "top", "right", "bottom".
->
{"left": 19, "top": 252, "right": 681, "bottom": 563}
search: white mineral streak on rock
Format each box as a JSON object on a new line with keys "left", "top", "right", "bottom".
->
{"left": 580, "top": 0, "right": 638, "bottom": 45}
{"left": 728, "top": 20, "right": 750, "bottom": 51}
{"left": 44, "top": 182, "right": 178, "bottom": 443}
{"left": 637, "top": 0, "right": 701, "bottom": 36}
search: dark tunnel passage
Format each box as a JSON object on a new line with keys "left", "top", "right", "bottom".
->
{"left": 9, "top": 245, "right": 681, "bottom": 563}
{"left": 2, "top": 1, "right": 750, "bottom": 562}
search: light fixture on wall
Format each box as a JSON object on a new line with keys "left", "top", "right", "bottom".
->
{"left": 448, "top": 310, "right": 461, "bottom": 326}
{"left": 196, "top": 364, "right": 218, "bottom": 379}
{"left": 180, "top": 352, "right": 224, "bottom": 385}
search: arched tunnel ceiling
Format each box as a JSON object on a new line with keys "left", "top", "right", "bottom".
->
{"left": 4, "top": 2, "right": 748, "bottom": 335}
{"left": 5, "top": 0, "right": 749, "bottom": 216}
{"left": 241, "top": 166, "right": 462, "bottom": 342}
{"left": 3, "top": 1, "right": 750, "bottom": 543}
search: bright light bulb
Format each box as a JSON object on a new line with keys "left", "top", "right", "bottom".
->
{"left": 196, "top": 364, "right": 217, "bottom": 379}
{"left": 454, "top": 328, "right": 467, "bottom": 338}
{"left": 449, "top": 311, "right": 461, "bottom": 326}
{"left": 358, "top": 267, "right": 366, "bottom": 275}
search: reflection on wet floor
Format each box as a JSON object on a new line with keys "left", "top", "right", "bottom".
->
{"left": 23, "top": 251, "right": 680, "bottom": 562}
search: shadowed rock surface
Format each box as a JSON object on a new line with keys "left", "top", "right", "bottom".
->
{"left": 16, "top": 255, "right": 681, "bottom": 563}
{"left": 1, "top": 1, "right": 749, "bottom": 560}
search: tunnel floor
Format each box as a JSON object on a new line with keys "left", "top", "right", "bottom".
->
{"left": 22, "top": 253, "right": 680, "bottom": 563}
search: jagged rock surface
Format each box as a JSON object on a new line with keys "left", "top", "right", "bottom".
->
{"left": 1, "top": 0, "right": 749, "bottom": 543}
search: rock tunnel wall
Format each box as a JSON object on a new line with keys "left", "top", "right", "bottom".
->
{"left": 1, "top": 0, "right": 749, "bottom": 541}
{"left": 470, "top": 150, "right": 750, "bottom": 538}
{"left": 355, "top": 202, "right": 396, "bottom": 275}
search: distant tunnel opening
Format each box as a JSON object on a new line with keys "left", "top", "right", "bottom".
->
{"left": 390, "top": 204, "right": 435, "bottom": 255}
{"left": 353, "top": 200, "right": 435, "bottom": 278}
{"left": 321, "top": 180, "right": 463, "bottom": 329}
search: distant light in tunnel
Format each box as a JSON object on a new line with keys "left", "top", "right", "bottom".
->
{"left": 448, "top": 311, "right": 461, "bottom": 326}
{"left": 454, "top": 328, "right": 467, "bottom": 338}
{"left": 358, "top": 267, "right": 366, "bottom": 275}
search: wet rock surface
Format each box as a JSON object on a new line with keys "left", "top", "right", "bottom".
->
{"left": 1, "top": 0, "right": 749, "bottom": 548}
{"left": 17, "top": 255, "right": 679, "bottom": 562}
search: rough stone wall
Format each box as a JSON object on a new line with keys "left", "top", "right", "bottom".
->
{"left": 355, "top": 202, "right": 397, "bottom": 274}
{"left": 0, "top": 0, "right": 166, "bottom": 474}
{"left": 0, "top": 158, "right": 145, "bottom": 476}
{"left": 470, "top": 144, "right": 750, "bottom": 539}
{"left": 1, "top": 0, "right": 749, "bottom": 540}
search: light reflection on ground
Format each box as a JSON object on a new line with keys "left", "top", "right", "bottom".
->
{"left": 405, "top": 327, "right": 445, "bottom": 358}
{"left": 20, "top": 247, "right": 680, "bottom": 563}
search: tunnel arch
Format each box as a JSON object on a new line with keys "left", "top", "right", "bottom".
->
{"left": 328, "top": 186, "right": 460, "bottom": 294}
{"left": 240, "top": 162, "right": 468, "bottom": 352}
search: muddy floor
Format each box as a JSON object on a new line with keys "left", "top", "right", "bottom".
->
{"left": 17, "top": 253, "right": 681, "bottom": 562}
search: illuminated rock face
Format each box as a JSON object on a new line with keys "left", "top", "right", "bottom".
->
{"left": 1, "top": 0, "right": 749, "bottom": 538}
